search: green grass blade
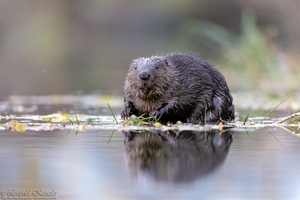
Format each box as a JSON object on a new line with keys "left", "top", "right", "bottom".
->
{"left": 66, "top": 116, "right": 74, "bottom": 125}
{"left": 107, "top": 103, "right": 118, "bottom": 124}
{"left": 243, "top": 112, "right": 249, "bottom": 125}
{"left": 75, "top": 114, "right": 80, "bottom": 125}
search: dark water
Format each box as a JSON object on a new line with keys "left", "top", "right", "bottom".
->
{"left": 0, "top": 98, "right": 300, "bottom": 200}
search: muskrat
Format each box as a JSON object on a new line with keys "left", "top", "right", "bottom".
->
{"left": 121, "top": 52, "right": 234, "bottom": 123}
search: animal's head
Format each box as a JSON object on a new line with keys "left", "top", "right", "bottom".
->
{"left": 125, "top": 56, "right": 176, "bottom": 101}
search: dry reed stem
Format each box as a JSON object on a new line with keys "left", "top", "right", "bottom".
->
{"left": 260, "top": 95, "right": 289, "bottom": 123}
{"left": 275, "top": 112, "right": 300, "bottom": 124}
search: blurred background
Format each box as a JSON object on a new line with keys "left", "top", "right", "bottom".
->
{"left": 1, "top": 0, "right": 300, "bottom": 99}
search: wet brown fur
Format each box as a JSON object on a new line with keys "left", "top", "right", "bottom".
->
{"left": 121, "top": 53, "right": 234, "bottom": 123}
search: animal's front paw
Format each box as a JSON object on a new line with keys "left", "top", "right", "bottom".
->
{"left": 121, "top": 106, "right": 131, "bottom": 119}
{"left": 149, "top": 109, "right": 163, "bottom": 120}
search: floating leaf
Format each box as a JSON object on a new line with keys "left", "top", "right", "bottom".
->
{"left": 8, "top": 120, "right": 19, "bottom": 126}
{"left": 41, "top": 117, "right": 52, "bottom": 122}
{"left": 14, "top": 123, "right": 26, "bottom": 132}
{"left": 61, "top": 113, "right": 69, "bottom": 117}
{"left": 153, "top": 122, "right": 161, "bottom": 127}
{"left": 39, "top": 113, "right": 68, "bottom": 123}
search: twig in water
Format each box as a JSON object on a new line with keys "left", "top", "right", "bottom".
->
{"left": 275, "top": 112, "right": 300, "bottom": 124}
{"left": 260, "top": 95, "right": 289, "bottom": 123}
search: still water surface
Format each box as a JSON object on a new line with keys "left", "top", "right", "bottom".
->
{"left": 0, "top": 96, "right": 299, "bottom": 200}
{"left": 1, "top": 125, "right": 300, "bottom": 199}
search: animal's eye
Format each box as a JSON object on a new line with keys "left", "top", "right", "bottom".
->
{"left": 134, "top": 66, "right": 137, "bottom": 70}
{"left": 156, "top": 66, "right": 159, "bottom": 69}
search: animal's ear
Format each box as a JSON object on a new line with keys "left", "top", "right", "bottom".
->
{"left": 164, "top": 59, "right": 169, "bottom": 67}
{"left": 152, "top": 56, "right": 168, "bottom": 67}
{"left": 160, "top": 57, "right": 169, "bottom": 67}
{"left": 130, "top": 58, "right": 141, "bottom": 70}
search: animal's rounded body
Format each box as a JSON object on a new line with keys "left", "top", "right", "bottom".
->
{"left": 121, "top": 53, "right": 234, "bottom": 123}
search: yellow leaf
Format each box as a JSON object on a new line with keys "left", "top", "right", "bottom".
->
{"left": 14, "top": 123, "right": 27, "bottom": 132}
{"left": 41, "top": 117, "right": 52, "bottom": 122}
{"left": 39, "top": 113, "right": 68, "bottom": 123}
{"left": 153, "top": 122, "right": 161, "bottom": 127}
{"left": 8, "top": 120, "right": 19, "bottom": 126}
{"left": 60, "top": 113, "right": 69, "bottom": 117}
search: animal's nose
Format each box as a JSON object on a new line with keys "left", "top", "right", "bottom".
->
{"left": 139, "top": 72, "right": 150, "bottom": 80}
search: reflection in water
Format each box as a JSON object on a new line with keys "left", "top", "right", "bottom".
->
{"left": 124, "top": 129, "right": 233, "bottom": 184}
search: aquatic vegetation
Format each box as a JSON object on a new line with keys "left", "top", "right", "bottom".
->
{"left": 242, "top": 113, "right": 249, "bottom": 126}
{"left": 0, "top": 95, "right": 298, "bottom": 137}
{"left": 0, "top": 110, "right": 299, "bottom": 136}
{"left": 8, "top": 120, "right": 27, "bottom": 132}
{"left": 107, "top": 103, "right": 118, "bottom": 124}
{"left": 124, "top": 114, "right": 159, "bottom": 126}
